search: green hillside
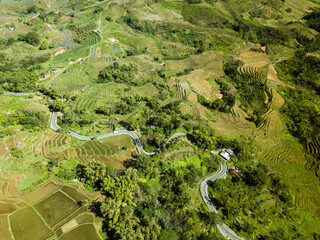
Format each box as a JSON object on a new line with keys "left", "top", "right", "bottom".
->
{"left": 0, "top": 0, "right": 320, "bottom": 239}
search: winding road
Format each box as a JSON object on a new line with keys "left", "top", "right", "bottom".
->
{"left": 201, "top": 162, "right": 245, "bottom": 240}
{"left": 2, "top": 95, "right": 244, "bottom": 240}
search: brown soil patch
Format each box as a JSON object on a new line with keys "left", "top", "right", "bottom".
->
{"left": 237, "top": 51, "right": 269, "bottom": 64}
{"left": 62, "top": 219, "right": 79, "bottom": 233}
{"left": 107, "top": 37, "right": 118, "bottom": 43}
{"left": 180, "top": 69, "right": 214, "bottom": 100}
{"left": 54, "top": 49, "right": 66, "bottom": 56}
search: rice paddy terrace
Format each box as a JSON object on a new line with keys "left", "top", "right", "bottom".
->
{"left": 0, "top": 177, "right": 102, "bottom": 240}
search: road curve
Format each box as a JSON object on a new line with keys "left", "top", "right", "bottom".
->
{"left": 50, "top": 106, "right": 185, "bottom": 155}
{"left": 2, "top": 91, "right": 185, "bottom": 155}
{"left": 201, "top": 162, "right": 245, "bottom": 240}
{"left": 2, "top": 91, "right": 244, "bottom": 239}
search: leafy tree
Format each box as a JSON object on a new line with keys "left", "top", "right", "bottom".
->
{"left": 26, "top": 5, "right": 38, "bottom": 14}
{"left": 48, "top": 101, "right": 66, "bottom": 112}
{"left": 97, "top": 62, "right": 138, "bottom": 85}
{"left": 18, "top": 32, "right": 41, "bottom": 46}
{"left": 39, "top": 41, "right": 49, "bottom": 50}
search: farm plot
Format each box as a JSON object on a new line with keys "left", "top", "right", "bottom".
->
{"left": 0, "top": 215, "right": 12, "bottom": 240}
{"left": 34, "top": 190, "right": 79, "bottom": 227}
{"left": 307, "top": 137, "right": 320, "bottom": 159}
{"left": 74, "top": 97, "right": 97, "bottom": 112}
{"left": 52, "top": 30, "right": 77, "bottom": 50}
{"left": 20, "top": 133, "right": 68, "bottom": 160}
{"left": 257, "top": 137, "right": 320, "bottom": 216}
{"left": 59, "top": 224, "right": 101, "bottom": 240}
{"left": 65, "top": 135, "right": 136, "bottom": 168}
{"left": 10, "top": 206, "right": 53, "bottom": 240}
{"left": 50, "top": 64, "right": 95, "bottom": 95}
{"left": 171, "top": 81, "right": 191, "bottom": 99}
{"left": 0, "top": 178, "right": 102, "bottom": 240}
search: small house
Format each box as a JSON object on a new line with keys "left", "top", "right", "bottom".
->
{"left": 219, "top": 149, "right": 234, "bottom": 161}
{"left": 50, "top": 69, "right": 57, "bottom": 74}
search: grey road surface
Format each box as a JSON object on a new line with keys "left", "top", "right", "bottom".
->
{"left": 50, "top": 110, "right": 185, "bottom": 155}
{"left": 200, "top": 162, "right": 245, "bottom": 240}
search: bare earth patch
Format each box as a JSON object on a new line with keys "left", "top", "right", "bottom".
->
{"left": 54, "top": 49, "right": 66, "bottom": 56}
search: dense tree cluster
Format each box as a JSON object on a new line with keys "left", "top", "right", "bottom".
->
{"left": 277, "top": 49, "right": 320, "bottom": 94}
{"left": 303, "top": 9, "right": 320, "bottom": 32}
{"left": 0, "top": 70, "right": 38, "bottom": 92}
{"left": 49, "top": 101, "right": 66, "bottom": 113}
{"left": 17, "top": 32, "right": 41, "bottom": 46}
{"left": 208, "top": 163, "right": 312, "bottom": 239}
{"left": 72, "top": 150, "right": 223, "bottom": 240}
{"left": 97, "top": 62, "right": 138, "bottom": 85}
{"left": 223, "top": 59, "right": 269, "bottom": 126}
{"left": 3, "top": 109, "right": 48, "bottom": 131}
{"left": 280, "top": 88, "right": 320, "bottom": 145}
{"left": 38, "top": 86, "right": 60, "bottom": 100}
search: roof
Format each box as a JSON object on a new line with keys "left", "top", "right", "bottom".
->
{"left": 226, "top": 149, "right": 234, "bottom": 155}
{"left": 219, "top": 151, "right": 231, "bottom": 160}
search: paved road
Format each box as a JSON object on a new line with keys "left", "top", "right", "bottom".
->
{"left": 2, "top": 91, "right": 244, "bottom": 239}
{"left": 50, "top": 110, "right": 185, "bottom": 155}
{"left": 2, "top": 92, "right": 38, "bottom": 96}
{"left": 201, "top": 162, "right": 245, "bottom": 240}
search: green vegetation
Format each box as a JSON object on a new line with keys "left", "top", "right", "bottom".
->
{"left": 0, "top": 69, "right": 38, "bottom": 92}
{"left": 77, "top": 150, "right": 222, "bottom": 239}
{"left": 97, "top": 62, "right": 138, "bottom": 85}
{"left": 18, "top": 32, "right": 41, "bottom": 46}
{"left": 223, "top": 59, "right": 269, "bottom": 126}
{"left": 0, "top": 0, "right": 320, "bottom": 239}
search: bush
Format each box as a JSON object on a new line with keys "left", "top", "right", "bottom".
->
{"left": 18, "top": 32, "right": 41, "bottom": 46}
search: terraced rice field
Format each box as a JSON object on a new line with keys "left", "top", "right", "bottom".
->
{"left": 238, "top": 63, "right": 267, "bottom": 85}
{"left": 307, "top": 137, "right": 320, "bottom": 159}
{"left": 21, "top": 133, "right": 68, "bottom": 160}
{"left": 61, "top": 135, "right": 136, "bottom": 168}
{"left": 0, "top": 178, "right": 102, "bottom": 240}
{"left": 53, "top": 30, "right": 77, "bottom": 50}
{"left": 257, "top": 137, "right": 320, "bottom": 216}
{"left": 50, "top": 64, "right": 94, "bottom": 94}
{"left": 75, "top": 97, "right": 97, "bottom": 111}
{"left": 172, "top": 81, "right": 190, "bottom": 99}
